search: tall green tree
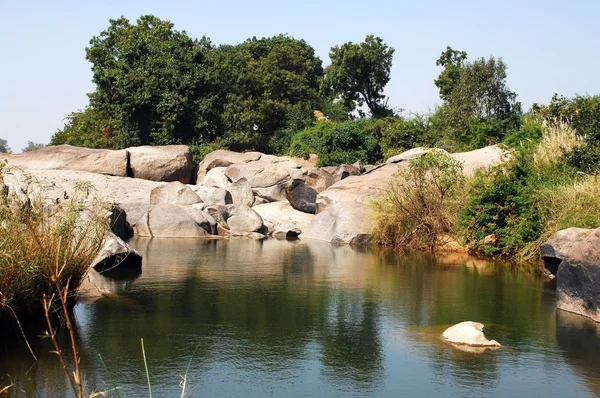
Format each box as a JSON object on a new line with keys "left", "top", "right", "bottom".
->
{"left": 324, "top": 35, "right": 394, "bottom": 118}
{"left": 212, "top": 34, "right": 324, "bottom": 148}
{"left": 0, "top": 139, "right": 10, "bottom": 153}
{"left": 86, "top": 15, "right": 219, "bottom": 147}
{"left": 434, "top": 46, "right": 467, "bottom": 102}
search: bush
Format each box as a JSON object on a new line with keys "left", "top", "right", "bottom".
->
{"left": 365, "top": 116, "right": 429, "bottom": 159}
{"left": 373, "top": 150, "right": 465, "bottom": 251}
{"left": 0, "top": 162, "right": 108, "bottom": 317}
{"left": 289, "top": 120, "right": 382, "bottom": 166}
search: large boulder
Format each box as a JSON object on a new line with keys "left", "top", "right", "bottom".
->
{"left": 226, "top": 204, "right": 263, "bottom": 234}
{"left": 552, "top": 228, "right": 600, "bottom": 322}
{"left": 0, "top": 145, "right": 129, "bottom": 177}
{"left": 541, "top": 228, "right": 594, "bottom": 276}
{"left": 442, "top": 321, "right": 501, "bottom": 347}
{"left": 150, "top": 182, "right": 202, "bottom": 205}
{"left": 127, "top": 145, "right": 194, "bottom": 183}
{"left": 452, "top": 145, "right": 508, "bottom": 175}
{"left": 134, "top": 204, "right": 217, "bottom": 237}
{"left": 299, "top": 202, "right": 372, "bottom": 245}
{"left": 200, "top": 167, "right": 231, "bottom": 189}
{"left": 109, "top": 204, "right": 133, "bottom": 240}
{"left": 225, "top": 160, "right": 291, "bottom": 188}
{"left": 204, "top": 205, "right": 230, "bottom": 230}
{"left": 253, "top": 202, "right": 315, "bottom": 236}
{"left": 285, "top": 179, "right": 317, "bottom": 214}
{"left": 92, "top": 232, "right": 142, "bottom": 272}
{"left": 204, "top": 187, "right": 233, "bottom": 206}
{"left": 303, "top": 168, "right": 336, "bottom": 193}
{"left": 196, "top": 150, "right": 262, "bottom": 181}
{"left": 229, "top": 177, "right": 255, "bottom": 206}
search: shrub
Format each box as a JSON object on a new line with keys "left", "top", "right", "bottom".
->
{"left": 365, "top": 116, "right": 429, "bottom": 160}
{"left": 0, "top": 163, "right": 108, "bottom": 318}
{"left": 373, "top": 150, "right": 465, "bottom": 251}
{"left": 289, "top": 120, "right": 382, "bottom": 166}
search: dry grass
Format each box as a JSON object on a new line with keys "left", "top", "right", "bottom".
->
{"left": 534, "top": 120, "right": 583, "bottom": 167}
{"left": 0, "top": 161, "right": 108, "bottom": 317}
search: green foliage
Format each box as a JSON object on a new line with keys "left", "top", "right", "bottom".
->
{"left": 213, "top": 35, "right": 324, "bottom": 146}
{"left": 434, "top": 46, "right": 467, "bottom": 102}
{"left": 532, "top": 94, "right": 600, "bottom": 172}
{"left": 324, "top": 35, "right": 394, "bottom": 117}
{"left": 86, "top": 15, "right": 219, "bottom": 147}
{"left": 21, "top": 141, "right": 46, "bottom": 152}
{"left": 365, "top": 115, "right": 429, "bottom": 159}
{"left": 0, "top": 139, "right": 10, "bottom": 153}
{"left": 373, "top": 150, "right": 465, "bottom": 250}
{"left": 503, "top": 114, "right": 543, "bottom": 150}
{"left": 289, "top": 120, "right": 382, "bottom": 166}
{"left": 51, "top": 107, "right": 125, "bottom": 148}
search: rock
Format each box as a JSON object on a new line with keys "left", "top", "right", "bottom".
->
{"left": 200, "top": 167, "right": 231, "bottom": 189}
{"left": 252, "top": 196, "right": 270, "bottom": 206}
{"left": 553, "top": 228, "right": 600, "bottom": 322}
{"left": 92, "top": 232, "right": 142, "bottom": 272}
{"left": 541, "top": 228, "right": 593, "bottom": 276}
{"left": 299, "top": 202, "right": 372, "bottom": 245}
{"left": 109, "top": 204, "right": 133, "bottom": 240}
{"left": 229, "top": 177, "right": 255, "bottom": 206}
{"left": 316, "top": 163, "right": 402, "bottom": 213}
{"left": 225, "top": 160, "right": 291, "bottom": 188}
{"left": 204, "top": 188, "right": 233, "bottom": 206}
{"left": 204, "top": 205, "right": 230, "bottom": 230}
{"left": 252, "top": 202, "right": 315, "bottom": 236}
{"left": 252, "top": 184, "right": 288, "bottom": 202}
{"left": 226, "top": 204, "right": 263, "bottom": 233}
{"left": 285, "top": 179, "right": 317, "bottom": 214}
{"left": 304, "top": 168, "right": 336, "bottom": 193}
{"left": 442, "top": 321, "right": 501, "bottom": 347}
{"left": 196, "top": 150, "right": 262, "bottom": 181}
{"left": 150, "top": 182, "right": 202, "bottom": 205}
{"left": 0, "top": 145, "right": 129, "bottom": 177}
{"left": 190, "top": 185, "right": 218, "bottom": 203}
{"left": 452, "top": 145, "right": 508, "bottom": 175}
{"left": 134, "top": 204, "right": 217, "bottom": 237}
{"left": 127, "top": 145, "right": 193, "bottom": 183}
{"left": 332, "top": 164, "right": 362, "bottom": 182}
{"left": 386, "top": 147, "right": 430, "bottom": 164}
{"left": 273, "top": 228, "right": 302, "bottom": 239}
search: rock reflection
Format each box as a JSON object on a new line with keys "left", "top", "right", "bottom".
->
{"left": 556, "top": 310, "right": 600, "bottom": 396}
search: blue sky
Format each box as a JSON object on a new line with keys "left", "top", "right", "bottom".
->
{"left": 1, "top": 0, "right": 598, "bottom": 152}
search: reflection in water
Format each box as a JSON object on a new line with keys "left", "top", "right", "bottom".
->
{"left": 1, "top": 238, "right": 600, "bottom": 397}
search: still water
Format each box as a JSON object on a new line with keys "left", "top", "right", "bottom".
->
{"left": 2, "top": 238, "right": 600, "bottom": 397}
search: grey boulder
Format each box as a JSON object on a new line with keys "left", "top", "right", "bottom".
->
{"left": 226, "top": 204, "right": 264, "bottom": 234}
{"left": 150, "top": 182, "right": 202, "bottom": 205}
{"left": 299, "top": 202, "right": 372, "bottom": 245}
{"left": 285, "top": 179, "right": 317, "bottom": 214}
{"left": 127, "top": 145, "right": 194, "bottom": 183}
{"left": 92, "top": 232, "right": 142, "bottom": 272}
{"left": 134, "top": 204, "right": 217, "bottom": 237}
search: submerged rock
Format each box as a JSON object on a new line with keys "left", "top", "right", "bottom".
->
{"left": 92, "top": 232, "right": 142, "bottom": 272}
{"left": 442, "top": 321, "right": 501, "bottom": 348}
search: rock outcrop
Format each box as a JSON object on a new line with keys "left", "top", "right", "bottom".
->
{"left": 196, "top": 150, "right": 262, "bottom": 182}
{"left": 92, "top": 232, "right": 142, "bottom": 272}
{"left": 135, "top": 204, "right": 217, "bottom": 237}
{"left": 253, "top": 202, "right": 315, "bottom": 237}
{"left": 442, "top": 321, "right": 501, "bottom": 347}
{"left": 285, "top": 179, "right": 317, "bottom": 214}
{"left": 128, "top": 145, "right": 194, "bottom": 183}
{"left": 150, "top": 182, "right": 202, "bottom": 205}
{"left": 0, "top": 145, "right": 129, "bottom": 177}
{"left": 299, "top": 202, "right": 372, "bottom": 245}
{"left": 226, "top": 204, "right": 263, "bottom": 234}
{"left": 543, "top": 228, "right": 600, "bottom": 322}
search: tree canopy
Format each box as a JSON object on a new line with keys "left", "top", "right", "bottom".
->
{"left": 85, "top": 15, "right": 218, "bottom": 147}
{"left": 22, "top": 141, "right": 46, "bottom": 152}
{"left": 324, "top": 35, "right": 394, "bottom": 118}
{"left": 0, "top": 139, "right": 10, "bottom": 153}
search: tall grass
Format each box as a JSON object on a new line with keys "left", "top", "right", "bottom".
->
{"left": 0, "top": 161, "right": 108, "bottom": 319}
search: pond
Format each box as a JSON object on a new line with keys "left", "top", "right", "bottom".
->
{"left": 2, "top": 238, "right": 600, "bottom": 397}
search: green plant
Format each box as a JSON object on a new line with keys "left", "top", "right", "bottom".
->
{"left": 373, "top": 150, "right": 465, "bottom": 251}
{"left": 288, "top": 119, "right": 382, "bottom": 166}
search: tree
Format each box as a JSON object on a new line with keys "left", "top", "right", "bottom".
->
{"left": 324, "top": 35, "right": 394, "bottom": 118}
{"left": 86, "top": 15, "right": 219, "bottom": 147}
{"left": 212, "top": 35, "right": 324, "bottom": 148}
{"left": 433, "top": 49, "right": 521, "bottom": 148}
{"left": 0, "top": 139, "right": 10, "bottom": 153}
{"left": 22, "top": 141, "right": 46, "bottom": 152}
{"left": 434, "top": 46, "right": 467, "bottom": 102}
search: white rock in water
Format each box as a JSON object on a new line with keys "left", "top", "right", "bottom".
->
{"left": 442, "top": 321, "right": 501, "bottom": 347}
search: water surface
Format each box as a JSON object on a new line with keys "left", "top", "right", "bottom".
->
{"left": 2, "top": 238, "right": 600, "bottom": 397}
